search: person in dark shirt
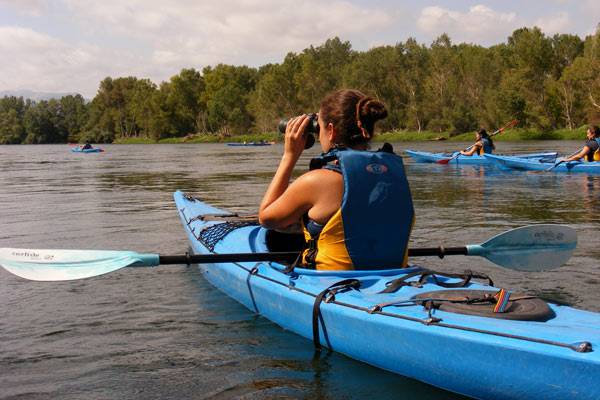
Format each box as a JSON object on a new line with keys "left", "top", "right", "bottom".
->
{"left": 82, "top": 142, "right": 93, "bottom": 150}
{"left": 563, "top": 125, "right": 600, "bottom": 162}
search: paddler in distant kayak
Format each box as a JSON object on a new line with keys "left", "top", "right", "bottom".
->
{"left": 561, "top": 125, "right": 600, "bottom": 163}
{"left": 81, "top": 142, "right": 93, "bottom": 150}
{"left": 460, "top": 128, "right": 495, "bottom": 156}
{"left": 259, "top": 89, "right": 414, "bottom": 271}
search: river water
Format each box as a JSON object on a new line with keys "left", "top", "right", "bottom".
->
{"left": 1, "top": 141, "right": 598, "bottom": 399}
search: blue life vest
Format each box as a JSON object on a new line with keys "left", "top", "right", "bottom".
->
{"left": 592, "top": 138, "right": 600, "bottom": 162}
{"left": 478, "top": 137, "right": 494, "bottom": 155}
{"left": 307, "top": 146, "right": 414, "bottom": 269}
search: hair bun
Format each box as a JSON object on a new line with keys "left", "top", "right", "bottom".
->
{"left": 359, "top": 98, "right": 388, "bottom": 123}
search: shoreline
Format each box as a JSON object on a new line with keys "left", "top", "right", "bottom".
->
{"left": 112, "top": 126, "right": 588, "bottom": 144}
{"left": 0, "top": 127, "right": 587, "bottom": 145}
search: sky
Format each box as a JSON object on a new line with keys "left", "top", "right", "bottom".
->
{"left": 1, "top": 0, "right": 600, "bottom": 98}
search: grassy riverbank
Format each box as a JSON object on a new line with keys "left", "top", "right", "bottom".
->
{"left": 112, "top": 126, "right": 588, "bottom": 144}
{"left": 113, "top": 132, "right": 279, "bottom": 144}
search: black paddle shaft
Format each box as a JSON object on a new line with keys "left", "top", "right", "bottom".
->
{"left": 158, "top": 246, "right": 469, "bottom": 265}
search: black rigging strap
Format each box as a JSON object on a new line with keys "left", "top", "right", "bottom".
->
{"left": 312, "top": 279, "right": 361, "bottom": 351}
{"left": 380, "top": 269, "right": 494, "bottom": 294}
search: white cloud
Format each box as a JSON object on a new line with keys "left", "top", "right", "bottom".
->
{"left": 63, "top": 0, "right": 392, "bottom": 68}
{"left": 0, "top": 26, "right": 146, "bottom": 97}
{"left": 0, "top": 0, "right": 393, "bottom": 97}
{"left": 417, "top": 5, "right": 519, "bottom": 45}
{"left": 4, "top": 1, "right": 597, "bottom": 97}
{"left": 535, "top": 12, "right": 570, "bottom": 35}
{"left": 0, "top": 0, "right": 48, "bottom": 16}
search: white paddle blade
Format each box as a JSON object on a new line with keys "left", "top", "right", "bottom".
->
{"left": 467, "top": 225, "right": 577, "bottom": 272}
{"left": 0, "top": 248, "right": 159, "bottom": 281}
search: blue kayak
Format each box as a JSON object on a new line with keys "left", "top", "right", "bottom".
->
{"left": 71, "top": 147, "right": 103, "bottom": 153}
{"left": 485, "top": 154, "right": 600, "bottom": 174}
{"left": 226, "top": 142, "right": 272, "bottom": 146}
{"left": 405, "top": 150, "right": 557, "bottom": 165}
{"left": 174, "top": 190, "right": 599, "bottom": 400}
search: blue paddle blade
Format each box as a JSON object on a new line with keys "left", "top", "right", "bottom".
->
{"left": 466, "top": 225, "right": 577, "bottom": 271}
{"left": 0, "top": 248, "right": 159, "bottom": 281}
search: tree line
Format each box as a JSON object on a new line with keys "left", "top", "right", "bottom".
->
{"left": 2, "top": 26, "right": 600, "bottom": 144}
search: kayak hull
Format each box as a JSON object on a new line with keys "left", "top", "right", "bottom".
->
{"left": 174, "top": 190, "right": 600, "bottom": 400}
{"left": 485, "top": 154, "right": 600, "bottom": 173}
{"left": 405, "top": 150, "right": 557, "bottom": 165}
{"left": 71, "top": 147, "right": 103, "bottom": 153}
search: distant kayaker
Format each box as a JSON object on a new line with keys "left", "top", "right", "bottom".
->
{"left": 259, "top": 89, "right": 413, "bottom": 270}
{"left": 562, "top": 125, "right": 600, "bottom": 162}
{"left": 82, "top": 142, "right": 92, "bottom": 150}
{"left": 460, "top": 128, "right": 495, "bottom": 156}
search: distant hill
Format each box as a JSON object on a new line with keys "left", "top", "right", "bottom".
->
{"left": 0, "top": 90, "right": 83, "bottom": 101}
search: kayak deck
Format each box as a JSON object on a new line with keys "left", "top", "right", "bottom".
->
{"left": 174, "top": 190, "right": 599, "bottom": 400}
{"left": 485, "top": 154, "right": 600, "bottom": 173}
{"left": 405, "top": 150, "right": 557, "bottom": 165}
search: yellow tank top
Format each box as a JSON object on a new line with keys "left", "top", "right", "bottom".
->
{"left": 301, "top": 209, "right": 413, "bottom": 271}
{"left": 302, "top": 209, "right": 353, "bottom": 271}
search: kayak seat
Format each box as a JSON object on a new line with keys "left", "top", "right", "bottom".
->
{"left": 414, "top": 290, "right": 555, "bottom": 321}
{"left": 265, "top": 229, "right": 305, "bottom": 252}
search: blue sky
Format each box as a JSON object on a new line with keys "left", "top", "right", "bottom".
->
{"left": 1, "top": 0, "right": 599, "bottom": 97}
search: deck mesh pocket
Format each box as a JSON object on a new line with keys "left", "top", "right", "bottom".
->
{"left": 198, "top": 220, "right": 258, "bottom": 251}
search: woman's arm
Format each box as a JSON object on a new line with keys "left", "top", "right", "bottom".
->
{"left": 564, "top": 146, "right": 589, "bottom": 162}
{"left": 259, "top": 115, "right": 311, "bottom": 230}
{"left": 461, "top": 142, "right": 481, "bottom": 156}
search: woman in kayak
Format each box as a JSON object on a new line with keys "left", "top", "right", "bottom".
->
{"left": 561, "top": 125, "right": 600, "bottom": 162}
{"left": 459, "top": 128, "right": 495, "bottom": 156}
{"left": 259, "top": 89, "right": 414, "bottom": 270}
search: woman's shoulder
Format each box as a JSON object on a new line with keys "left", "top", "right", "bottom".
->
{"left": 290, "top": 169, "right": 341, "bottom": 193}
{"left": 300, "top": 168, "right": 342, "bottom": 183}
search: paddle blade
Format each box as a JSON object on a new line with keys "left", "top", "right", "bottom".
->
{"left": 0, "top": 248, "right": 159, "bottom": 281}
{"left": 466, "top": 225, "right": 577, "bottom": 271}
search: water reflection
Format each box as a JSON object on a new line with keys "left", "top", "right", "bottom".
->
{"left": 0, "top": 143, "right": 598, "bottom": 400}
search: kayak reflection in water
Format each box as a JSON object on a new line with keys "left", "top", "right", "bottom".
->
{"left": 460, "top": 128, "right": 495, "bottom": 156}
{"left": 561, "top": 125, "right": 600, "bottom": 162}
{"left": 259, "top": 89, "right": 414, "bottom": 271}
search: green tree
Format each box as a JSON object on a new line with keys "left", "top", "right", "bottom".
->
{"left": 400, "top": 38, "right": 430, "bottom": 131}
{"left": 294, "top": 37, "right": 355, "bottom": 111}
{"left": 202, "top": 64, "right": 258, "bottom": 135}
{"left": 0, "top": 109, "right": 24, "bottom": 144}
{"left": 0, "top": 96, "right": 27, "bottom": 143}
{"left": 248, "top": 57, "right": 302, "bottom": 133}
{"left": 161, "top": 68, "right": 205, "bottom": 136}
{"left": 58, "top": 94, "right": 88, "bottom": 141}
{"left": 23, "top": 100, "right": 65, "bottom": 144}
{"left": 342, "top": 45, "right": 407, "bottom": 131}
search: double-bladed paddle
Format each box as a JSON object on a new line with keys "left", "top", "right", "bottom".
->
{"left": 0, "top": 225, "right": 576, "bottom": 281}
{"left": 544, "top": 150, "right": 582, "bottom": 171}
{"left": 436, "top": 119, "right": 518, "bottom": 165}
{"left": 526, "top": 150, "right": 581, "bottom": 174}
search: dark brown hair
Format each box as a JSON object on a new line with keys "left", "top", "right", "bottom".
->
{"left": 588, "top": 125, "right": 600, "bottom": 137}
{"left": 319, "top": 89, "right": 387, "bottom": 147}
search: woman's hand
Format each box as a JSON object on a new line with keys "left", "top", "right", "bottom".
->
{"left": 283, "top": 114, "right": 310, "bottom": 160}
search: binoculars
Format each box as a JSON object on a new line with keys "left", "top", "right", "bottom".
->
{"left": 278, "top": 113, "right": 318, "bottom": 149}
